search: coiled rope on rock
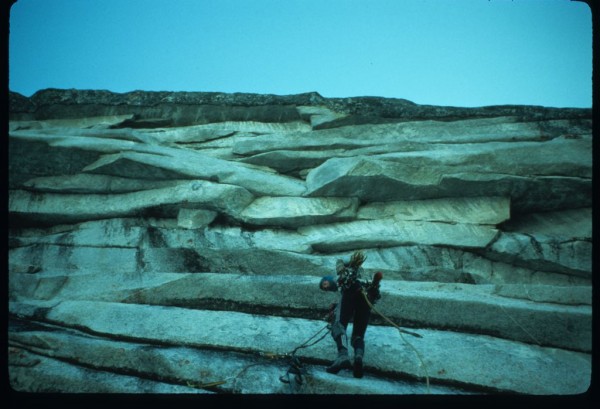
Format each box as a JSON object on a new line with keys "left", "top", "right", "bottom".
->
{"left": 278, "top": 322, "right": 331, "bottom": 393}
{"left": 229, "top": 321, "right": 332, "bottom": 393}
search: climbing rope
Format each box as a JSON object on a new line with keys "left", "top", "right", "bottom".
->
{"left": 278, "top": 322, "right": 331, "bottom": 392}
{"left": 186, "top": 379, "right": 227, "bottom": 390}
{"left": 212, "top": 288, "right": 434, "bottom": 394}
{"left": 360, "top": 289, "right": 431, "bottom": 394}
{"left": 289, "top": 323, "right": 331, "bottom": 357}
{"left": 497, "top": 300, "right": 542, "bottom": 346}
{"left": 279, "top": 355, "right": 308, "bottom": 393}
{"left": 228, "top": 322, "right": 331, "bottom": 393}
{"left": 228, "top": 281, "right": 543, "bottom": 394}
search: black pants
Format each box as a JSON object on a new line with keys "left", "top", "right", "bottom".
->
{"left": 337, "top": 283, "right": 371, "bottom": 349}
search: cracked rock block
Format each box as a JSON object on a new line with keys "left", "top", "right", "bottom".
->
{"left": 485, "top": 232, "right": 592, "bottom": 278}
{"left": 240, "top": 196, "right": 359, "bottom": 228}
{"left": 492, "top": 284, "right": 592, "bottom": 306}
{"left": 365, "top": 245, "right": 590, "bottom": 286}
{"left": 123, "top": 272, "right": 591, "bottom": 351}
{"left": 9, "top": 244, "right": 139, "bottom": 275}
{"left": 296, "top": 105, "right": 348, "bottom": 128}
{"left": 184, "top": 247, "right": 334, "bottom": 277}
{"left": 10, "top": 128, "right": 307, "bottom": 197}
{"left": 177, "top": 208, "right": 218, "bottom": 229}
{"left": 10, "top": 270, "right": 185, "bottom": 303}
{"left": 8, "top": 138, "right": 102, "bottom": 189}
{"left": 233, "top": 117, "right": 591, "bottom": 156}
{"left": 9, "top": 180, "right": 254, "bottom": 226}
{"left": 304, "top": 137, "right": 591, "bottom": 212}
{"left": 9, "top": 274, "right": 70, "bottom": 302}
{"left": 298, "top": 218, "right": 499, "bottom": 252}
{"left": 9, "top": 348, "right": 206, "bottom": 393}
{"left": 8, "top": 327, "right": 463, "bottom": 394}
{"left": 134, "top": 120, "right": 311, "bottom": 144}
{"left": 83, "top": 149, "right": 306, "bottom": 197}
{"left": 22, "top": 174, "right": 183, "bottom": 194}
{"left": 10, "top": 218, "right": 145, "bottom": 248}
{"left": 357, "top": 196, "right": 510, "bottom": 225}
{"left": 8, "top": 300, "right": 591, "bottom": 394}
{"left": 502, "top": 207, "right": 591, "bottom": 239}
{"left": 8, "top": 115, "right": 136, "bottom": 131}
{"left": 139, "top": 248, "right": 212, "bottom": 273}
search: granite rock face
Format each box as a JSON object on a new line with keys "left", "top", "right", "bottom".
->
{"left": 8, "top": 89, "right": 592, "bottom": 395}
{"left": 303, "top": 137, "right": 591, "bottom": 212}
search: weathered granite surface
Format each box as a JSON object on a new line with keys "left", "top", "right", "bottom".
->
{"left": 8, "top": 89, "right": 592, "bottom": 395}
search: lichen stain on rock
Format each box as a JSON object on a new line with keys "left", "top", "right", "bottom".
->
{"left": 145, "top": 226, "right": 167, "bottom": 248}
{"left": 180, "top": 249, "right": 211, "bottom": 273}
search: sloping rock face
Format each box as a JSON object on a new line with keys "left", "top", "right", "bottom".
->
{"left": 8, "top": 89, "right": 592, "bottom": 395}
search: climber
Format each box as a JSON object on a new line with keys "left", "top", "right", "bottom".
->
{"left": 319, "top": 250, "right": 382, "bottom": 378}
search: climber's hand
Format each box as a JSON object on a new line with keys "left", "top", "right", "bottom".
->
{"left": 366, "top": 272, "right": 382, "bottom": 303}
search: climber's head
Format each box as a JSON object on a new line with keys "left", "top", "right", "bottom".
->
{"left": 319, "top": 275, "right": 338, "bottom": 292}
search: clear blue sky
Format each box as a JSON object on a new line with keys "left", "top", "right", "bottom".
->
{"left": 9, "top": 0, "right": 592, "bottom": 107}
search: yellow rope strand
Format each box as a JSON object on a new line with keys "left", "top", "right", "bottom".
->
{"left": 497, "top": 302, "right": 542, "bottom": 346}
{"left": 361, "top": 290, "right": 431, "bottom": 393}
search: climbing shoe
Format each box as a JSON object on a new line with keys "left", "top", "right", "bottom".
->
{"left": 326, "top": 349, "right": 352, "bottom": 374}
{"left": 353, "top": 347, "right": 364, "bottom": 378}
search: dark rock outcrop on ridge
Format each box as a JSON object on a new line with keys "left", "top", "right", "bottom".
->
{"left": 8, "top": 89, "right": 592, "bottom": 394}
{"left": 10, "top": 88, "right": 591, "bottom": 126}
